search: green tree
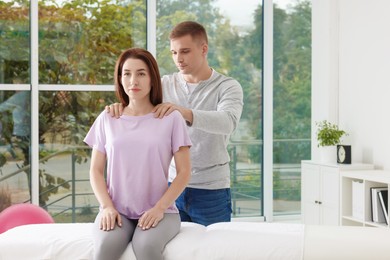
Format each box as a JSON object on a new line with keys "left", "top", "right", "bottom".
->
{"left": 0, "top": 0, "right": 30, "bottom": 83}
{"left": 273, "top": 0, "right": 311, "bottom": 163}
{"left": 241, "top": 1, "right": 311, "bottom": 164}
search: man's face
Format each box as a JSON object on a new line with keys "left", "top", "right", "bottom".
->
{"left": 170, "top": 34, "right": 206, "bottom": 77}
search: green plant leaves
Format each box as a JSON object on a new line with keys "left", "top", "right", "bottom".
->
{"left": 316, "top": 120, "right": 348, "bottom": 147}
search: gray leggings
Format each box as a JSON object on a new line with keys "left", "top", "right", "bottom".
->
{"left": 92, "top": 213, "right": 180, "bottom": 260}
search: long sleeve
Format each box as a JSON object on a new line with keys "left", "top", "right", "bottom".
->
{"left": 191, "top": 78, "right": 243, "bottom": 135}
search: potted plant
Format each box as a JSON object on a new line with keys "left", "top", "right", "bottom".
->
{"left": 316, "top": 120, "right": 349, "bottom": 163}
{"left": 316, "top": 120, "right": 348, "bottom": 147}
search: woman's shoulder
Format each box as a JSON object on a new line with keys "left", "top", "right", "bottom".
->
{"left": 165, "top": 110, "right": 187, "bottom": 127}
{"left": 166, "top": 110, "right": 183, "bottom": 120}
{"left": 96, "top": 110, "right": 111, "bottom": 120}
{"left": 92, "top": 110, "right": 116, "bottom": 124}
{"left": 157, "top": 110, "right": 184, "bottom": 125}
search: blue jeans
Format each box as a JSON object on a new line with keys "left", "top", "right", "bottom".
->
{"left": 175, "top": 187, "right": 232, "bottom": 226}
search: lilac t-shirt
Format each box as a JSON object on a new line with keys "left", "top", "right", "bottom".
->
{"left": 84, "top": 110, "right": 191, "bottom": 219}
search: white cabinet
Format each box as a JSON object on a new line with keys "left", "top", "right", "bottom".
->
{"left": 301, "top": 161, "right": 373, "bottom": 225}
{"left": 340, "top": 170, "right": 390, "bottom": 228}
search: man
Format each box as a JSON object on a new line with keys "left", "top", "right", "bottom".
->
{"left": 107, "top": 21, "right": 243, "bottom": 226}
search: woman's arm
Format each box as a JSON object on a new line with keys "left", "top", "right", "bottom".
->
{"left": 90, "top": 148, "right": 122, "bottom": 231}
{"left": 138, "top": 146, "right": 191, "bottom": 230}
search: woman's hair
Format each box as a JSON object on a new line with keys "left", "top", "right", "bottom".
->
{"left": 169, "top": 21, "right": 208, "bottom": 45}
{"left": 114, "top": 48, "right": 162, "bottom": 106}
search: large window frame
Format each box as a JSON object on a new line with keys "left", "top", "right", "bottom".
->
{"left": 0, "top": 0, "right": 310, "bottom": 221}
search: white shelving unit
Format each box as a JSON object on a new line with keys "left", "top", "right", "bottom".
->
{"left": 301, "top": 161, "right": 373, "bottom": 225}
{"left": 340, "top": 170, "right": 390, "bottom": 228}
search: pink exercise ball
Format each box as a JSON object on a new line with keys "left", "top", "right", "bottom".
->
{"left": 0, "top": 203, "right": 54, "bottom": 234}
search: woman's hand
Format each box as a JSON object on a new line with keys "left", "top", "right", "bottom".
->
{"left": 138, "top": 207, "right": 164, "bottom": 230}
{"left": 99, "top": 206, "right": 122, "bottom": 231}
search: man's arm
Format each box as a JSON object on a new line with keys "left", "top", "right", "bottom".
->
{"left": 153, "top": 80, "right": 243, "bottom": 135}
{"left": 191, "top": 81, "right": 243, "bottom": 135}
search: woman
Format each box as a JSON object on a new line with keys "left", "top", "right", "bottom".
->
{"left": 84, "top": 48, "right": 192, "bottom": 260}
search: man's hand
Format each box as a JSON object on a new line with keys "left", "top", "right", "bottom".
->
{"left": 105, "top": 103, "right": 123, "bottom": 118}
{"left": 152, "top": 102, "right": 178, "bottom": 118}
{"left": 153, "top": 102, "right": 193, "bottom": 125}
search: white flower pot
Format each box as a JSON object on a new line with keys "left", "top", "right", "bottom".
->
{"left": 320, "top": 146, "right": 336, "bottom": 163}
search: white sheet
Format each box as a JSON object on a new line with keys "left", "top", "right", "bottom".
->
{"left": 0, "top": 222, "right": 305, "bottom": 260}
{"left": 0, "top": 223, "right": 93, "bottom": 260}
{"left": 194, "top": 222, "right": 304, "bottom": 260}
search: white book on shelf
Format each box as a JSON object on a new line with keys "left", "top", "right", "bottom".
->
{"left": 371, "top": 187, "right": 387, "bottom": 223}
{"left": 352, "top": 180, "right": 364, "bottom": 220}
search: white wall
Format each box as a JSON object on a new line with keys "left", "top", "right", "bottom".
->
{"left": 312, "top": 0, "right": 390, "bottom": 169}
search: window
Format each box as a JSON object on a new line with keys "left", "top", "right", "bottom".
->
{"left": 273, "top": 0, "right": 311, "bottom": 217}
{"left": 0, "top": 0, "right": 311, "bottom": 221}
{"left": 0, "top": 1, "right": 31, "bottom": 211}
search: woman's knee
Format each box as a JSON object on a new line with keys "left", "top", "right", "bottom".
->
{"left": 132, "top": 239, "right": 163, "bottom": 260}
{"left": 93, "top": 214, "right": 135, "bottom": 260}
{"left": 93, "top": 228, "right": 131, "bottom": 260}
{"left": 132, "top": 214, "right": 180, "bottom": 260}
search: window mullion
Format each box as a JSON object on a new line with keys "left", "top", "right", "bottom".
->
{"left": 30, "top": 0, "right": 39, "bottom": 205}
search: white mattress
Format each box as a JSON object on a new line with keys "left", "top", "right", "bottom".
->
{"left": 163, "top": 222, "right": 304, "bottom": 260}
{"left": 0, "top": 222, "right": 305, "bottom": 260}
{"left": 303, "top": 225, "right": 390, "bottom": 260}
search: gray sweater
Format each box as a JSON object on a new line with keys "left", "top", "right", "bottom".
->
{"left": 163, "top": 70, "right": 244, "bottom": 189}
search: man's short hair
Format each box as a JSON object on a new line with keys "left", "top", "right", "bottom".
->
{"left": 169, "top": 21, "right": 208, "bottom": 45}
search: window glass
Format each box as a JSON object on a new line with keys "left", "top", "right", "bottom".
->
{"left": 38, "top": 0, "right": 147, "bottom": 84}
{"left": 35, "top": 0, "right": 148, "bottom": 222}
{"left": 0, "top": 1, "right": 30, "bottom": 84}
{"left": 156, "top": 0, "right": 264, "bottom": 217}
{"left": 39, "top": 90, "right": 116, "bottom": 221}
{"left": 273, "top": 0, "right": 311, "bottom": 216}
{"left": 0, "top": 90, "right": 31, "bottom": 210}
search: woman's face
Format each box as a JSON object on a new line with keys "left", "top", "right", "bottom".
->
{"left": 121, "top": 58, "right": 151, "bottom": 102}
